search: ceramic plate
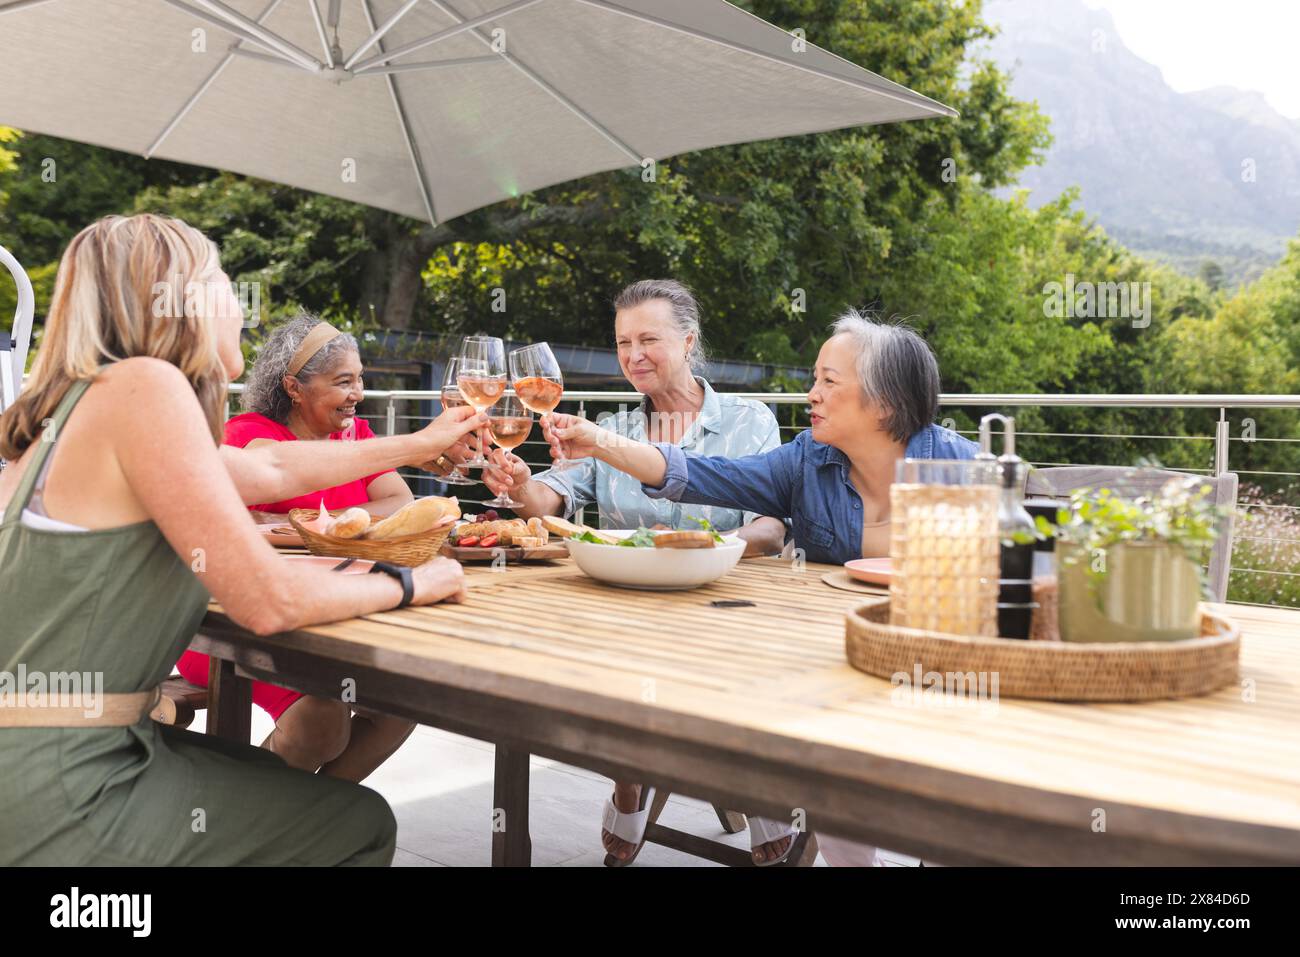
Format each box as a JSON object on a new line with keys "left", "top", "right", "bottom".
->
{"left": 844, "top": 557, "right": 892, "bottom": 586}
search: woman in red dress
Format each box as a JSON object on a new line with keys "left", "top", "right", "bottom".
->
{"left": 178, "top": 314, "right": 422, "bottom": 781}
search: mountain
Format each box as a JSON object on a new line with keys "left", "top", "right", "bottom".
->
{"left": 981, "top": 0, "right": 1300, "bottom": 285}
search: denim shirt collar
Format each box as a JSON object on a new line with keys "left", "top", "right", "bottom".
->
{"left": 810, "top": 423, "right": 951, "bottom": 472}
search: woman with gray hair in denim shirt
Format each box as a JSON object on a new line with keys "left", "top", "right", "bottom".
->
{"left": 542, "top": 310, "right": 978, "bottom": 866}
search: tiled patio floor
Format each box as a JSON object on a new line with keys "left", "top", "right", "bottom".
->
{"left": 194, "top": 710, "right": 918, "bottom": 867}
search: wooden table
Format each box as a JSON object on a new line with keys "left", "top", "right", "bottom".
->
{"left": 194, "top": 557, "right": 1300, "bottom": 866}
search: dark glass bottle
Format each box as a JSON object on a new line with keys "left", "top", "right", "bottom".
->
{"left": 978, "top": 414, "right": 1038, "bottom": 640}
{"left": 996, "top": 461, "right": 1036, "bottom": 640}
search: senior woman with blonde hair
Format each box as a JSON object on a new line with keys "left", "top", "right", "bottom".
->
{"left": 541, "top": 310, "right": 978, "bottom": 866}
{"left": 0, "top": 214, "right": 484, "bottom": 865}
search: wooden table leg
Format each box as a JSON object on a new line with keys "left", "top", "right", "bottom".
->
{"left": 207, "top": 656, "right": 252, "bottom": 744}
{"left": 491, "top": 744, "right": 532, "bottom": 867}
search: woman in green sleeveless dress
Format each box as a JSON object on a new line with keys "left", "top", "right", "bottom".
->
{"left": 0, "top": 215, "right": 472, "bottom": 865}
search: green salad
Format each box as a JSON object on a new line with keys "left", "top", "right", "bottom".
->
{"left": 568, "top": 517, "right": 725, "bottom": 547}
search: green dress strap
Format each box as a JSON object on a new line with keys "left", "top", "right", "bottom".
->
{"left": 4, "top": 378, "right": 93, "bottom": 521}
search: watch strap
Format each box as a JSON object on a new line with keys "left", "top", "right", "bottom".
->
{"left": 368, "top": 561, "right": 414, "bottom": 608}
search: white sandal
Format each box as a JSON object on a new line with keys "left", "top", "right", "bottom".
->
{"left": 601, "top": 786, "right": 657, "bottom": 867}
{"left": 749, "top": 815, "right": 819, "bottom": 867}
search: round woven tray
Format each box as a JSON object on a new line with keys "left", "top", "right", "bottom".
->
{"left": 288, "top": 509, "right": 453, "bottom": 567}
{"left": 845, "top": 598, "right": 1239, "bottom": 702}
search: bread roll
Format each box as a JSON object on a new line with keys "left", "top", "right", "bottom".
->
{"left": 328, "top": 507, "right": 371, "bottom": 539}
{"left": 527, "top": 517, "right": 546, "bottom": 541}
{"left": 365, "top": 497, "right": 461, "bottom": 541}
{"left": 514, "top": 536, "right": 546, "bottom": 549}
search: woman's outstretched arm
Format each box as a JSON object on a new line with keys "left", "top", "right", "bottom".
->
{"left": 109, "top": 358, "right": 466, "bottom": 634}
{"left": 218, "top": 405, "right": 485, "bottom": 507}
{"left": 544, "top": 413, "right": 798, "bottom": 523}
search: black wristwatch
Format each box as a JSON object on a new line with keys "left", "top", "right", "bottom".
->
{"left": 369, "top": 561, "right": 414, "bottom": 608}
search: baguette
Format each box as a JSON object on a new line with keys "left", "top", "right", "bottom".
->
{"left": 365, "top": 497, "right": 461, "bottom": 541}
{"left": 540, "top": 514, "right": 619, "bottom": 544}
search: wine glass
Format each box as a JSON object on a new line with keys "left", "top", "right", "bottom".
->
{"left": 436, "top": 358, "right": 477, "bottom": 486}
{"left": 509, "top": 341, "right": 575, "bottom": 471}
{"left": 481, "top": 392, "right": 533, "bottom": 510}
{"left": 456, "top": 335, "right": 506, "bottom": 468}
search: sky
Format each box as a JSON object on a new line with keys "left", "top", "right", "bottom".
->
{"left": 1084, "top": 0, "right": 1300, "bottom": 118}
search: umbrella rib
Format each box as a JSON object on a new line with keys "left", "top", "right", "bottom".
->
{"left": 160, "top": 0, "right": 311, "bottom": 72}
{"left": 423, "top": 0, "right": 643, "bottom": 165}
{"left": 307, "top": 0, "right": 335, "bottom": 69}
{"left": 568, "top": 0, "right": 958, "bottom": 118}
{"left": 0, "top": 0, "right": 62, "bottom": 14}
{"left": 361, "top": 55, "right": 503, "bottom": 77}
{"left": 351, "top": 0, "right": 545, "bottom": 74}
{"left": 344, "top": 0, "right": 422, "bottom": 70}
{"left": 147, "top": 0, "right": 289, "bottom": 159}
{"left": 362, "top": 0, "right": 439, "bottom": 225}
{"left": 188, "top": 0, "right": 322, "bottom": 72}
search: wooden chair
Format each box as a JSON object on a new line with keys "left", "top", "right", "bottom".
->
{"left": 151, "top": 675, "right": 211, "bottom": 729}
{"left": 1, "top": 243, "right": 35, "bottom": 420}
{"left": 1024, "top": 466, "right": 1238, "bottom": 602}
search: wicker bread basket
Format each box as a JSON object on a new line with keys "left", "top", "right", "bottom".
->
{"left": 287, "top": 509, "right": 453, "bottom": 566}
{"left": 846, "top": 598, "right": 1239, "bottom": 702}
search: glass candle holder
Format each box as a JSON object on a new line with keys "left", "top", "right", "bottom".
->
{"left": 889, "top": 459, "right": 1002, "bottom": 636}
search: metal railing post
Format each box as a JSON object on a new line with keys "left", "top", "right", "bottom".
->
{"left": 1214, "top": 408, "right": 1230, "bottom": 477}
{"left": 386, "top": 395, "right": 397, "bottom": 436}
{"left": 577, "top": 399, "right": 588, "bottom": 526}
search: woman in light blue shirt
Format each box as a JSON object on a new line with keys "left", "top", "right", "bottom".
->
{"left": 483, "top": 279, "right": 786, "bottom": 554}
{"left": 483, "top": 279, "right": 787, "bottom": 867}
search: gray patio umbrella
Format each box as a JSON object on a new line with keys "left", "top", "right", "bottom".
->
{"left": 0, "top": 0, "right": 956, "bottom": 226}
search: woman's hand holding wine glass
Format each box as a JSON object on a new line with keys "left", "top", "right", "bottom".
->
{"left": 482, "top": 447, "right": 531, "bottom": 500}
{"left": 481, "top": 393, "right": 533, "bottom": 509}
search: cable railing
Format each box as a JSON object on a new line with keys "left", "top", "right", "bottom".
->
{"left": 225, "top": 386, "right": 1300, "bottom": 607}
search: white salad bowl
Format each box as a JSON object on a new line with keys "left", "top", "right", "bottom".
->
{"left": 563, "top": 529, "right": 746, "bottom": 590}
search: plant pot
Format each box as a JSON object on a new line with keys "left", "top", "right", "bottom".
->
{"left": 1057, "top": 541, "right": 1202, "bottom": 642}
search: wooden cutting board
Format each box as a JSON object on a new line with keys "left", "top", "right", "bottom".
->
{"left": 441, "top": 542, "right": 569, "bottom": 563}
{"left": 260, "top": 524, "right": 305, "bottom": 548}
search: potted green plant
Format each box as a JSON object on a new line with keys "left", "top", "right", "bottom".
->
{"left": 1036, "top": 476, "right": 1230, "bottom": 642}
